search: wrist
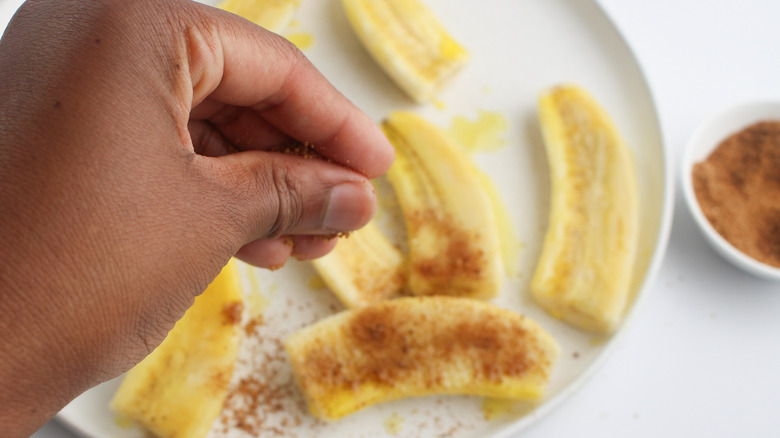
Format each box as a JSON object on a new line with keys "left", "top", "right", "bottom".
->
{"left": 0, "top": 288, "right": 83, "bottom": 436}
{"left": 0, "top": 245, "right": 102, "bottom": 436}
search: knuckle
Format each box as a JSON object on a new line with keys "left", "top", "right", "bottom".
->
{"left": 266, "top": 163, "right": 304, "bottom": 237}
{"left": 211, "top": 156, "right": 305, "bottom": 239}
{"left": 262, "top": 30, "right": 305, "bottom": 66}
{"left": 193, "top": 157, "right": 259, "bottom": 244}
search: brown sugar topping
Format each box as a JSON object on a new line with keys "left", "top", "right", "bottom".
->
{"left": 352, "top": 267, "right": 406, "bottom": 302}
{"left": 297, "top": 298, "right": 548, "bottom": 393}
{"left": 275, "top": 140, "right": 330, "bottom": 161}
{"left": 692, "top": 121, "right": 780, "bottom": 268}
{"left": 222, "top": 301, "right": 243, "bottom": 326}
{"left": 407, "top": 209, "right": 487, "bottom": 293}
{"left": 219, "top": 315, "right": 310, "bottom": 437}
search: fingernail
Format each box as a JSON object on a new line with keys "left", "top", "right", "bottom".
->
{"left": 322, "top": 181, "right": 375, "bottom": 232}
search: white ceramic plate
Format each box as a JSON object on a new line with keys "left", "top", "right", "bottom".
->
{"left": 2, "top": 0, "right": 671, "bottom": 436}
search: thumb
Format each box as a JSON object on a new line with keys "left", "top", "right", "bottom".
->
{"left": 204, "top": 150, "right": 377, "bottom": 242}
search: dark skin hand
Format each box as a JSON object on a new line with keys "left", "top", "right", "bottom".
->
{"left": 0, "top": 0, "right": 394, "bottom": 435}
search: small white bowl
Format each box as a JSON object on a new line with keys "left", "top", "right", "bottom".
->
{"left": 681, "top": 100, "right": 780, "bottom": 281}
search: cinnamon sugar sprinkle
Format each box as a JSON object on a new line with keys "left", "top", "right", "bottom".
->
{"left": 210, "top": 270, "right": 504, "bottom": 438}
{"left": 216, "top": 314, "right": 317, "bottom": 437}
{"left": 275, "top": 140, "right": 330, "bottom": 161}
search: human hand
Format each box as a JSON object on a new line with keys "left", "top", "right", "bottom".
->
{"left": 0, "top": 0, "right": 393, "bottom": 435}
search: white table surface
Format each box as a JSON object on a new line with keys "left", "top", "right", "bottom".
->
{"left": 26, "top": 0, "right": 780, "bottom": 436}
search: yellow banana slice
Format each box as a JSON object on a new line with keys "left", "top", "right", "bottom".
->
{"left": 311, "top": 221, "right": 406, "bottom": 308}
{"left": 111, "top": 260, "right": 243, "bottom": 438}
{"left": 532, "top": 85, "right": 640, "bottom": 334}
{"left": 341, "top": 0, "right": 469, "bottom": 102}
{"left": 382, "top": 111, "right": 504, "bottom": 299}
{"left": 217, "top": 0, "right": 301, "bottom": 33}
{"left": 285, "top": 296, "right": 559, "bottom": 420}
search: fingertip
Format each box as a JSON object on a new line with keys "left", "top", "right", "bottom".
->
{"left": 234, "top": 237, "right": 292, "bottom": 270}
{"left": 316, "top": 111, "right": 396, "bottom": 179}
{"left": 322, "top": 180, "right": 377, "bottom": 233}
{"left": 291, "top": 235, "right": 339, "bottom": 261}
{"left": 358, "top": 125, "right": 396, "bottom": 179}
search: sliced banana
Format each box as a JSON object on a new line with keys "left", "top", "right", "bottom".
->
{"left": 532, "top": 85, "right": 640, "bottom": 333}
{"left": 285, "top": 296, "right": 559, "bottom": 420}
{"left": 311, "top": 221, "right": 406, "bottom": 308}
{"left": 342, "top": 0, "right": 469, "bottom": 102}
{"left": 217, "top": 0, "right": 301, "bottom": 33}
{"left": 382, "top": 111, "right": 504, "bottom": 300}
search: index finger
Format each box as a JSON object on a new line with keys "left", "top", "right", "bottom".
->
{"left": 185, "top": 4, "right": 394, "bottom": 178}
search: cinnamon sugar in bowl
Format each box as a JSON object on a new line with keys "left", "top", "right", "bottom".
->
{"left": 682, "top": 101, "right": 780, "bottom": 281}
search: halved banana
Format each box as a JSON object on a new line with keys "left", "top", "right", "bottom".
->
{"left": 381, "top": 111, "right": 504, "bottom": 299}
{"left": 111, "top": 260, "right": 243, "bottom": 438}
{"left": 216, "top": 0, "right": 301, "bottom": 33}
{"left": 311, "top": 221, "right": 406, "bottom": 308}
{"left": 285, "top": 296, "right": 559, "bottom": 420}
{"left": 532, "top": 85, "right": 640, "bottom": 334}
{"left": 341, "top": 0, "right": 469, "bottom": 102}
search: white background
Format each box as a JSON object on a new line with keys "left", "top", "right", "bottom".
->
{"left": 20, "top": 0, "right": 780, "bottom": 436}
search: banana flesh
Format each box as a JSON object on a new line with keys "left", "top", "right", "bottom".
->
{"left": 111, "top": 260, "right": 244, "bottom": 438}
{"left": 341, "top": 0, "right": 469, "bottom": 102}
{"left": 217, "top": 0, "right": 301, "bottom": 33}
{"left": 532, "top": 85, "right": 640, "bottom": 334}
{"left": 311, "top": 221, "right": 406, "bottom": 308}
{"left": 382, "top": 111, "right": 503, "bottom": 299}
{"left": 285, "top": 296, "right": 559, "bottom": 420}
